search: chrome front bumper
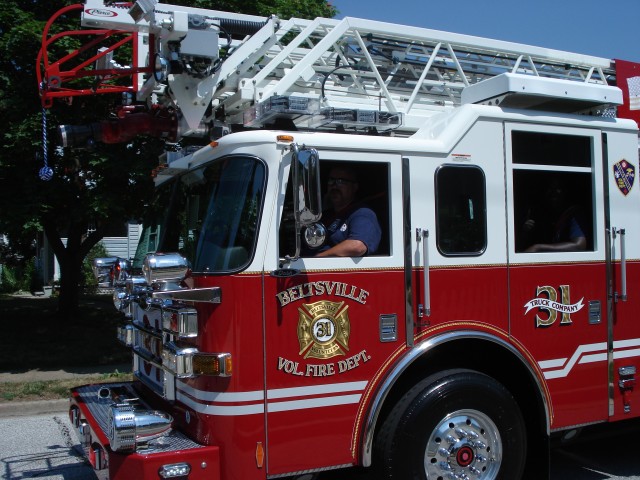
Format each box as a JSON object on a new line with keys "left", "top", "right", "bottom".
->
{"left": 69, "top": 382, "right": 220, "bottom": 480}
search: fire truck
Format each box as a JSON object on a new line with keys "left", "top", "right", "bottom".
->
{"left": 38, "top": 1, "right": 640, "bottom": 479}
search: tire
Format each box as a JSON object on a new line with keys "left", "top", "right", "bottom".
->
{"left": 374, "top": 369, "right": 526, "bottom": 479}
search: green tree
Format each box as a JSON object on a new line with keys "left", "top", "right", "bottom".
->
{"left": 0, "top": 0, "right": 337, "bottom": 313}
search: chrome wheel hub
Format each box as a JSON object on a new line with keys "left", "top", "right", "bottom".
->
{"left": 424, "top": 409, "right": 501, "bottom": 479}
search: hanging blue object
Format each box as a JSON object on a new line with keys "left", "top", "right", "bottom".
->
{"left": 39, "top": 165, "right": 54, "bottom": 181}
{"left": 39, "top": 107, "right": 53, "bottom": 181}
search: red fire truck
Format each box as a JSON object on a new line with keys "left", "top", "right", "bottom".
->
{"left": 38, "top": 1, "right": 640, "bottom": 479}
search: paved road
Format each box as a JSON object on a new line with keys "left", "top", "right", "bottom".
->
{"left": 1, "top": 413, "right": 639, "bottom": 479}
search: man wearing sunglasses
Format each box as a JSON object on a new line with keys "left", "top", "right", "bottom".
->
{"left": 315, "top": 164, "right": 382, "bottom": 257}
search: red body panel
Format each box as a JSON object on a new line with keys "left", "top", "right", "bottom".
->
{"left": 262, "top": 269, "right": 405, "bottom": 474}
{"left": 509, "top": 262, "right": 608, "bottom": 428}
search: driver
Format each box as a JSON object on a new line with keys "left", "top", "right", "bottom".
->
{"left": 314, "top": 164, "right": 381, "bottom": 257}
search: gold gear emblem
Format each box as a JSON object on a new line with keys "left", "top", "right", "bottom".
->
{"left": 297, "top": 300, "right": 350, "bottom": 359}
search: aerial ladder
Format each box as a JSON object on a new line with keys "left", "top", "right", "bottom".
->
{"left": 38, "top": 0, "right": 627, "bottom": 150}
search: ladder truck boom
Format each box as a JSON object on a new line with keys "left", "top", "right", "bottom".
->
{"left": 38, "top": 0, "right": 635, "bottom": 149}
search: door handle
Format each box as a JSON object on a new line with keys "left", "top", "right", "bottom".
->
{"left": 613, "top": 227, "right": 627, "bottom": 302}
{"left": 416, "top": 228, "right": 431, "bottom": 317}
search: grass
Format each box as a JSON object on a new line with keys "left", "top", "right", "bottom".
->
{"left": 0, "top": 292, "right": 133, "bottom": 402}
{"left": 1, "top": 372, "right": 133, "bottom": 402}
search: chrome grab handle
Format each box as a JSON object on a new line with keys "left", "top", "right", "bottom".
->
{"left": 614, "top": 228, "right": 627, "bottom": 302}
{"left": 416, "top": 228, "right": 431, "bottom": 317}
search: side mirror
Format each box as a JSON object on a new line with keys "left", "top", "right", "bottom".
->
{"left": 303, "top": 222, "right": 327, "bottom": 249}
{"left": 292, "top": 144, "right": 322, "bottom": 226}
{"left": 282, "top": 144, "right": 323, "bottom": 264}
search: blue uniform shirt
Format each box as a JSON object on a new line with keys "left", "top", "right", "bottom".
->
{"left": 323, "top": 205, "right": 382, "bottom": 254}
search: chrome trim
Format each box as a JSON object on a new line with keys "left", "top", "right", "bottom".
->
{"left": 108, "top": 403, "right": 173, "bottom": 452}
{"left": 133, "top": 352, "right": 166, "bottom": 398}
{"left": 602, "top": 133, "right": 615, "bottom": 418}
{"left": 143, "top": 253, "right": 189, "bottom": 285}
{"left": 401, "top": 157, "right": 414, "bottom": 348}
{"left": 117, "top": 323, "right": 135, "bottom": 347}
{"left": 614, "top": 228, "right": 627, "bottom": 301}
{"left": 153, "top": 287, "right": 221, "bottom": 303}
{"left": 379, "top": 314, "right": 398, "bottom": 342}
{"left": 620, "top": 365, "right": 636, "bottom": 376}
{"left": 266, "top": 463, "right": 353, "bottom": 479}
{"left": 113, "top": 287, "right": 128, "bottom": 311}
{"left": 162, "top": 306, "right": 198, "bottom": 338}
{"left": 162, "top": 342, "right": 199, "bottom": 378}
{"left": 416, "top": 228, "right": 431, "bottom": 318}
{"left": 360, "top": 331, "right": 551, "bottom": 467}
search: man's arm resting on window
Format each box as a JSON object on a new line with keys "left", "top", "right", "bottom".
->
{"left": 524, "top": 236, "right": 587, "bottom": 253}
{"left": 316, "top": 239, "right": 368, "bottom": 257}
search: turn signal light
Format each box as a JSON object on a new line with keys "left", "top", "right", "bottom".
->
{"left": 162, "top": 343, "right": 232, "bottom": 378}
{"left": 193, "top": 353, "right": 232, "bottom": 377}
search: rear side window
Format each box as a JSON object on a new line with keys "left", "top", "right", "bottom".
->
{"left": 435, "top": 165, "right": 487, "bottom": 256}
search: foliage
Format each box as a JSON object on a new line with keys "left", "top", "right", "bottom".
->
{"left": 0, "top": 257, "right": 43, "bottom": 293}
{"left": 0, "top": 265, "right": 19, "bottom": 293}
{"left": 22, "top": 256, "right": 45, "bottom": 292}
{"left": 82, "top": 242, "right": 109, "bottom": 291}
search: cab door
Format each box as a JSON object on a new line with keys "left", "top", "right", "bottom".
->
{"left": 262, "top": 149, "right": 406, "bottom": 476}
{"left": 506, "top": 124, "right": 609, "bottom": 428}
{"left": 604, "top": 130, "right": 640, "bottom": 421}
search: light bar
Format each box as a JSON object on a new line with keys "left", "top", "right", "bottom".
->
{"left": 245, "top": 95, "right": 320, "bottom": 127}
{"left": 315, "top": 108, "right": 403, "bottom": 130}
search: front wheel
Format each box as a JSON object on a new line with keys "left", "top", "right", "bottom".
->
{"left": 374, "top": 369, "right": 526, "bottom": 479}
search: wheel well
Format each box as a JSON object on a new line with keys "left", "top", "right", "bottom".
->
{"left": 370, "top": 336, "right": 549, "bottom": 476}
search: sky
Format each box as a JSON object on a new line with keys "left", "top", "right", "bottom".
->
{"left": 331, "top": 0, "right": 640, "bottom": 63}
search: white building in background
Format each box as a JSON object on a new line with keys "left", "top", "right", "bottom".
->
{"left": 52, "top": 222, "right": 142, "bottom": 281}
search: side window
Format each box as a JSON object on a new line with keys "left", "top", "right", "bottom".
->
{"left": 435, "top": 165, "right": 487, "bottom": 256}
{"left": 279, "top": 160, "right": 390, "bottom": 257}
{"left": 512, "top": 131, "right": 594, "bottom": 253}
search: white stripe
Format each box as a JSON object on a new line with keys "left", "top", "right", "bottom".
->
{"left": 541, "top": 342, "right": 606, "bottom": 379}
{"left": 267, "top": 381, "right": 368, "bottom": 399}
{"left": 175, "top": 380, "right": 369, "bottom": 417}
{"left": 615, "top": 348, "right": 640, "bottom": 360}
{"left": 267, "top": 394, "right": 362, "bottom": 412}
{"left": 538, "top": 358, "right": 566, "bottom": 369}
{"left": 177, "top": 380, "right": 368, "bottom": 403}
{"left": 177, "top": 392, "right": 264, "bottom": 416}
{"left": 578, "top": 348, "right": 640, "bottom": 366}
{"left": 578, "top": 353, "right": 607, "bottom": 364}
{"left": 178, "top": 381, "right": 263, "bottom": 402}
{"left": 614, "top": 338, "right": 640, "bottom": 349}
{"left": 540, "top": 339, "right": 640, "bottom": 379}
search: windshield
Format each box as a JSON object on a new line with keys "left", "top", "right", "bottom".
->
{"left": 194, "top": 156, "right": 266, "bottom": 272}
{"left": 131, "top": 155, "right": 265, "bottom": 273}
{"left": 131, "top": 180, "right": 180, "bottom": 270}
